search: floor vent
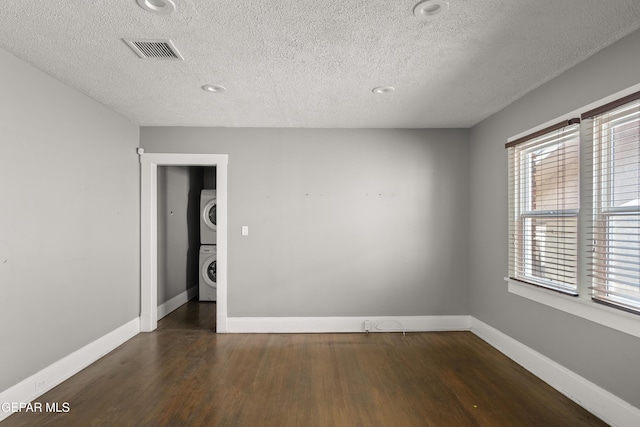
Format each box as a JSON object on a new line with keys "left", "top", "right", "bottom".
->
{"left": 123, "top": 39, "right": 184, "bottom": 60}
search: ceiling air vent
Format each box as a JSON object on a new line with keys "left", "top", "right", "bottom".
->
{"left": 123, "top": 39, "right": 184, "bottom": 60}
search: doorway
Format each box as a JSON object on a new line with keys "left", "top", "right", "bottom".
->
{"left": 139, "top": 151, "right": 228, "bottom": 332}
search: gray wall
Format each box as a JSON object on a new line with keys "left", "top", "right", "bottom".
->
{"left": 469, "top": 29, "right": 640, "bottom": 407}
{"left": 0, "top": 49, "right": 140, "bottom": 392}
{"left": 157, "top": 166, "right": 204, "bottom": 305}
{"left": 141, "top": 128, "right": 470, "bottom": 317}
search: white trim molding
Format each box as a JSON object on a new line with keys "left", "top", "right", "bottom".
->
{"left": 470, "top": 317, "right": 640, "bottom": 427}
{"left": 226, "top": 315, "right": 472, "bottom": 333}
{"left": 157, "top": 286, "right": 198, "bottom": 320}
{"left": 139, "top": 152, "right": 228, "bottom": 333}
{"left": 0, "top": 318, "right": 140, "bottom": 423}
{"left": 506, "top": 278, "right": 640, "bottom": 339}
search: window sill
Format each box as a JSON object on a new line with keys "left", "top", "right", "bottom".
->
{"left": 505, "top": 277, "right": 640, "bottom": 339}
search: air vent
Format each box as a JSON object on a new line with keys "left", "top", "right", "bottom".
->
{"left": 123, "top": 39, "right": 184, "bottom": 60}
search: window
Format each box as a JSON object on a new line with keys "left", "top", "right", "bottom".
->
{"left": 507, "top": 90, "right": 640, "bottom": 318}
{"left": 507, "top": 120, "right": 581, "bottom": 294}
{"left": 583, "top": 93, "right": 640, "bottom": 313}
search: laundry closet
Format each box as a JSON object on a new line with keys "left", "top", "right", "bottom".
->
{"left": 157, "top": 166, "right": 216, "bottom": 318}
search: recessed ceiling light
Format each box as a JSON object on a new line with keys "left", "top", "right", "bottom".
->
{"left": 372, "top": 86, "right": 395, "bottom": 94}
{"left": 136, "top": 0, "right": 176, "bottom": 15}
{"left": 413, "top": 0, "right": 449, "bottom": 19}
{"left": 202, "top": 85, "right": 226, "bottom": 93}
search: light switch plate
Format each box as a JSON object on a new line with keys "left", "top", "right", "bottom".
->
{"left": 242, "top": 226, "right": 249, "bottom": 236}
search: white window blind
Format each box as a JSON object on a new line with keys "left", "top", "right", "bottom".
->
{"left": 582, "top": 92, "right": 640, "bottom": 313}
{"left": 507, "top": 119, "right": 580, "bottom": 294}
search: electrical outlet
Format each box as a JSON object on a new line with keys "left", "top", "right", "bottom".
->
{"left": 35, "top": 377, "right": 46, "bottom": 392}
{"left": 364, "top": 320, "right": 371, "bottom": 332}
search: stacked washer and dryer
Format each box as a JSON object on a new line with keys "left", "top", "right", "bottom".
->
{"left": 199, "top": 190, "right": 217, "bottom": 301}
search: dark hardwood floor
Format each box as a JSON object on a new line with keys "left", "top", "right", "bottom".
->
{"left": 3, "top": 301, "right": 607, "bottom": 426}
{"left": 156, "top": 300, "right": 217, "bottom": 331}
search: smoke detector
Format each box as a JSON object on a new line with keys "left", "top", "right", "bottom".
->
{"left": 124, "top": 39, "right": 184, "bottom": 60}
{"left": 137, "top": 0, "right": 176, "bottom": 15}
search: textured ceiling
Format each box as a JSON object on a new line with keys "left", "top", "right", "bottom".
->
{"left": 1, "top": 0, "right": 639, "bottom": 128}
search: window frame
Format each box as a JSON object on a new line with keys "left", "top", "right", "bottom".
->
{"left": 587, "top": 103, "right": 640, "bottom": 312}
{"left": 505, "top": 83, "right": 640, "bottom": 338}
{"left": 508, "top": 122, "right": 580, "bottom": 295}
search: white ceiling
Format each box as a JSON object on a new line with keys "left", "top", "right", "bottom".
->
{"left": 1, "top": 0, "right": 639, "bottom": 128}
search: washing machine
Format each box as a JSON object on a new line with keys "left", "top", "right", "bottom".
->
{"left": 200, "top": 189, "right": 217, "bottom": 244}
{"left": 199, "top": 245, "right": 217, "bottom": 301}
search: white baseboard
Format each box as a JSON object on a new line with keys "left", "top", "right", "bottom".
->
{"left": 157, "top": 286, "right": 198, "bottom": 320}
{"left": 226, "top": 315, "right": 472, "bottom": 333}
{"left": 470, "top": 317, "right": 640, "bottom": 427}
{"left": 0, "top": 318, "right": 140, "bottom": 423}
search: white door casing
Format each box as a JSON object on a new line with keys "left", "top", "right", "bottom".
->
{"left": 139, "top": 150, "right": 228, "bottom": 332}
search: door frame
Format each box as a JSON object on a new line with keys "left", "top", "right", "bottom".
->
{"left": 139, "top": 150, "right": 228, "bottom": 332}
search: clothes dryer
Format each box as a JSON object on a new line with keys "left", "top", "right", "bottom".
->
{"left": 199, "top": 245, "right": 217, "bottom": 301}
{"left": 200, "top": 189, "right": 217, "bottom": 244}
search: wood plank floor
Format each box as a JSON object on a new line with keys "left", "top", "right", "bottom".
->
{"left": 3, "top": 301, "right": 607, "bottom": 426}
